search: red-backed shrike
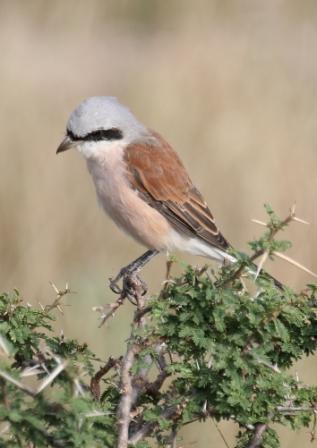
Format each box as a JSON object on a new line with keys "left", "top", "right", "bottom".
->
{"left": 56, "top": 97, "right": 275, "bottom": 289}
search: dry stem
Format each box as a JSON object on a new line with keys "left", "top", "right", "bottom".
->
{"left": 247, "top": 423, "right": 268, "bottom": 448}
{"left": 116, "top": 274, "right": 148, "bottom": 448}
{"left": 90, "top": 357, "right": 121, "bottom": 400}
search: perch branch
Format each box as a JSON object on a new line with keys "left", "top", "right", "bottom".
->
{"left": 129, "top": 403, "right": 186, "bottom": 445}
{"left": 117, "top": 343, "right": 138, "bottom": 448}
{"left": 117, "top": 274, "right": 149, "bottom": 448}
{"left": 247, "top": 423, "right": 268, "bottom": 448}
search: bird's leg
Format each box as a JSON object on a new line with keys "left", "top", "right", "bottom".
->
{"left": 109, "top": 249, "right": 159, "bottom": 295}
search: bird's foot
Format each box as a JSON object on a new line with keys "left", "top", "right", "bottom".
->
{"left": 122, "top": 273, "right": 148, "bottom": 303}
{"left": 109, "top": 268, "right": 148, "bottom": 300}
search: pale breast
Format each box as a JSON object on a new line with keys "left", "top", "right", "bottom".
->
{"left": 86, "top": 144, "right": 171, "bottom": 250}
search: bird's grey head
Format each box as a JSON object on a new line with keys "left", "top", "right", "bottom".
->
{"left": 57, "top": 96, "right": 148, "bottom": 157}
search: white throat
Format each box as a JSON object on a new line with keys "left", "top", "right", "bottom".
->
{"left": 76, "top": 139, "right": 125, "bottom": 160}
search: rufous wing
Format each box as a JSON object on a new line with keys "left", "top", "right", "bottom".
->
{"left": 124, "top": 131, "right": 229, "bottom": 252}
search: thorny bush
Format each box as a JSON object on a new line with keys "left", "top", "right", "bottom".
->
{"left": 0, "top": 206, "right": 316, "bottom": 447}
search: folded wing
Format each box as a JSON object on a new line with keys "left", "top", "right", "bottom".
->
{"left": 124, "top": 131, "right": 229, "bottom": 252}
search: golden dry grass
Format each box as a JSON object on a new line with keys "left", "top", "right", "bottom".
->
{"left": 0, "top": 1, "right": 316, "bottom": 446}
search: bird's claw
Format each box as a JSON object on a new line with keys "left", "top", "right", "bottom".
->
{"left": 108, "top": 271, "right": 148, "bottom": 299}
{"left": 109, "top": 277, "right": 122, "bottom": 294}
{"left": 109, "top": 266, "right": 129, "bottom": 294}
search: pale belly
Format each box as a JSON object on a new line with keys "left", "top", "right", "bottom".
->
{"left": 87, "top": 154, "right": 171, "bottom": 251}
{"left": 85, "top": 147, "right": 230, "bottom": 262}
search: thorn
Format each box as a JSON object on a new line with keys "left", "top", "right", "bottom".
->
{"left": 274, "top": 251, "right": 317, "bottom": 279}
{"left": 74, "top": 378, "right": 86, "bottom": 397}
{"left": 57, "top": 305, "right": 64, "bottom": 314}
{"left": 21, "top": 365, "right": 43, "bottom": 377}
{"left": 257, "top": 358, "right": 281, "bottom": 373}
{"left": 84, "top": 410, "right": 111, "bottom": 418}
{"left": 50, "top": 281, "right": 59, "bottom": 295}
{"left": 255, "top": 251, "right": 269, "bottom": 279}
{"left": 49, "top": 281, "right": 73, "bottom": 298}
{"left": 251, "top": 219, "right": 267, "bottom": 227}
{"left": 0, "top": 369, "right": 35, "bottom": 396}
{"left": 290, "top": 203, "right": 296, "bottom": 217}
{"left": 35, "top": 360, "right": 68, "bottom": 394}
{"left": 292, "top": 216, "right": 310, "bottom": 225}
{"left": 0, "top": 335, "right": 10, "bottom": 356}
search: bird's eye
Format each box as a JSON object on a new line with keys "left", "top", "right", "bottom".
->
{"left": 82, "top": 128, "right": 123, "bottom": 141}
{"left": 66, "top": 129, "right": 79, "bottom": 140}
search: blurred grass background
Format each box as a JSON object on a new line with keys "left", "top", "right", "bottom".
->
{"left": 0, "top": 0, "right": 316, "bottom": 445}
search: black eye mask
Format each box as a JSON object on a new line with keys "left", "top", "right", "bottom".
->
{"left": 67, "top": 128, "right": 123, "bottom": 142}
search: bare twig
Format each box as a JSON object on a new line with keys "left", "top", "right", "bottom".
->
{"left": 117, "top": 342, "right": 138, "bottom": 448}
{"left": 134, "top": 306, "right": 152, "bottom": 321}
{"left": 161, "top": 257, "right": 178, "bottom": 293}
{"left": 144, "top": 369, "right": 169, "bottom": 399}
{"left": 45, "top": 282, "right": 73, "bottom": 313}
{"left": 310, "top": 406, "right": 317, "bottom": 442}
{"left": 117, "top": 274, "right": 148, "bottom": 448}
{"left": 90, "top": 357, "right": 121, "bottom": 400}
{"left": 165, "top": 257, "right": 175, "bottom": 281}
{"left": 93, "top": 295, "right": 127, "bottom": 327}
{"left": 129, "top": 403, "right": 186, "bottom": 445}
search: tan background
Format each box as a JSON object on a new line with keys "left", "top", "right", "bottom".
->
{"left": 0, "top": 1, "right": 316, "bottom": 446}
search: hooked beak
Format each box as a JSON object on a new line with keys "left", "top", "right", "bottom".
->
{"left": 56, "top": 136, "right": 75, "bottom": 154}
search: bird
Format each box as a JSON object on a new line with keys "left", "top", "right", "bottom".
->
{"left": 56, "top": 96, "right": 279, "bottom": 291}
